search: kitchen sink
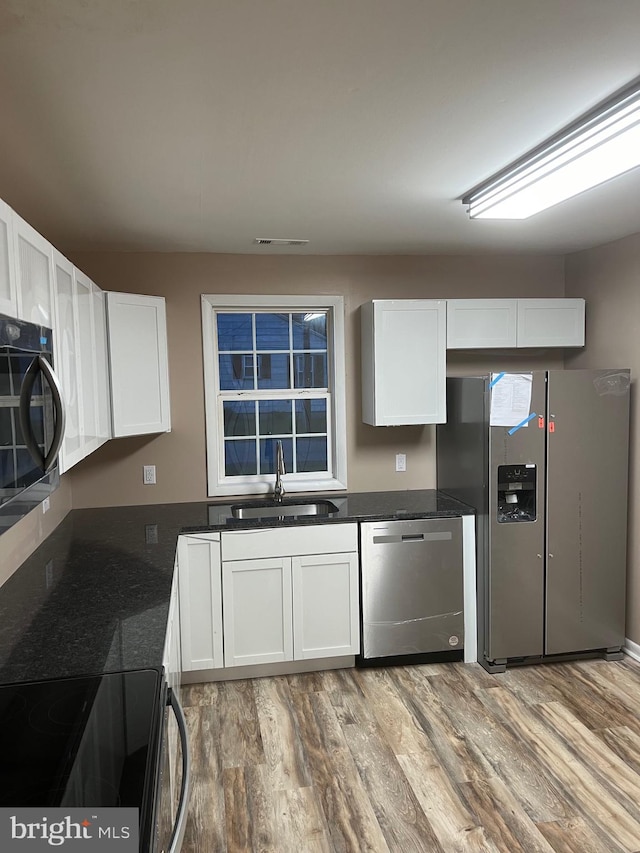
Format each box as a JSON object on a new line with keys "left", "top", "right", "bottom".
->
{"left": 230, "top": 499, "right": 339, "bottom": 520}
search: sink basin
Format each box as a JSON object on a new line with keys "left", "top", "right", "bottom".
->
{"left": 230, "top": 499, "right": 339, "bottom": 520}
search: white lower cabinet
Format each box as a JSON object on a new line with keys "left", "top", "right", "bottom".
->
{"left": 176, "top": 523, "right": 360, "bottom": 675}
{"left": 223, "top": 556, "right": 293, "bottom": 666}
{"left": 292, "top": 551, "right": 360, "bottom": 660}
{"left": 177, "top": 533, "right": 223, "bottom": 671}
{"left": 222, "top": 551, "right": 359, "bottom": 667}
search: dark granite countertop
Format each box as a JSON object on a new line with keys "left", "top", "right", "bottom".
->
{"left": 0, "top": 490, "right": 473, "bottom": 686}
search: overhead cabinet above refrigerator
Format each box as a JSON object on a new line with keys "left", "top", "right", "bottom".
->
{"left": 437, "top": 369, "right": 630, "bottom": 672}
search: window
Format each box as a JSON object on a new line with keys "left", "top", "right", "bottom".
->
{"left": 201, "top": 295, "right": 347, "bottom": 496}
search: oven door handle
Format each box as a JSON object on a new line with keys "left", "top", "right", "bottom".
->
{"left": 168, "top": 687, "right": 191, "bottom": 853}
{"left": 19, "top": 355, "right": 66, "bottom": 473}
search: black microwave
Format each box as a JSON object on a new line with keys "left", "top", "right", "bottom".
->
{"left": 0, "top": 313, "right": 65, "bottom": 533}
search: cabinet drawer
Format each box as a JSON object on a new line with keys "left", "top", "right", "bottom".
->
{"left": 221, "top": 522, "right": 358, "bottom": 561}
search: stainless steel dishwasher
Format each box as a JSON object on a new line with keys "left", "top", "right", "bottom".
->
{"left": 360, "top": 517, "right": 464, "bottom": 660}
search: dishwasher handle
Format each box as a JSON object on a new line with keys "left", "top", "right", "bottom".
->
{"left": 372, "top": 531, "right": 453, "bottom": 545}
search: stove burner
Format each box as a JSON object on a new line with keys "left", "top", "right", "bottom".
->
{"left": 28, "top": 683, "right": 95, "bottom": 737}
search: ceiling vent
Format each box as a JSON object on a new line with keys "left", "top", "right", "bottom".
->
{"left": 254, "top": 237, "right": 310, "bottom": 246}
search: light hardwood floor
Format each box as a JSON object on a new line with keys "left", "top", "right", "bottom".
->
{"left": 179, "top": 658, "right": 640, "bottom": 852}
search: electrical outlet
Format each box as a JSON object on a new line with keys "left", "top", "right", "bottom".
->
{"left": 42, "top": 496, "right": 50, "bottom": 514}
{"left": 395, "top": 453, "right": 407, "bottom": 472}
{"left": 143, "top": 465, "right": 156, "bottom": 485}
{"left": 145, "top": 524, "right": 159, "bottom": 544}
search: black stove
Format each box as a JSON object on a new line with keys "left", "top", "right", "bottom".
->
{"left": 0, "top": 669, "right": 164, "bottom": 849}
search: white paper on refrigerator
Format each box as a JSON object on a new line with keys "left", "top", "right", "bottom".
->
{"left": 489, "top": 373, "right": 533, "bottom": 427}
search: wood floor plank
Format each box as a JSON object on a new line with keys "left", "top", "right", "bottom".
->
{"left": 181, "top": 703, "right": 226, "bottom": 853}
{"left": 535, "top": 701, "right": 640, "bottom": 824}
{"left": 572, "top": 660, "right": 640, "bottom": 736}
{"left": 355, "top": 667, "right": 440, "bottom": 762}
{"left": 389, "top": 665, "right": 488, "bottom": 784}
{"left": 537, "top": 817, "right": 628, "bottom": 853}
{"left": 397, "top": 752, "right": 497, "bottom": 852}
{"left": 342, "top": 718, "right": 447, "bottom": 852}
{"left": 535, "top": 662, "right": 638, "bottom": 731}
{"left": 291, "top": 689, "right": 391, "bottom": 853}
{"left": 223, "top": 765, "right": 277, "bottom": 853}
{"left": 498, "top": 665, "right": 566, "bottom": 706}
{"left": 459, "top": 776, "right": 558, "bottom": 853}
{"left": 599, "top": 725, "right": 640, "bottom": 776}
{"left": 217, "top": 679, "right": 265, "bottom": 769}
{"left": 272, "top": 786, "right": 333, "bottom": 853}
{"left": 254, "top": 676, "right": 312, "bottom": 792}
{"left": 432, "top": 668, "right": 570, "bottom": 822}
{"left": 321, "top": 666, "right": 376, "bottom": 726}
{"left": 478, "top": 685, "right": 640, "bottom": 852}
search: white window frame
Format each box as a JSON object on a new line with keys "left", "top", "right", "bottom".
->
{"left": 201, "top": 294, "right": 347, "bottom": 497}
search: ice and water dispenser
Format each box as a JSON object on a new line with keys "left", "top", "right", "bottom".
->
{"left": 497, "top": 464, "right": 537, "bottom": 523}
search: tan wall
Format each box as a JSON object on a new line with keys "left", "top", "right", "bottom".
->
{"left": 564, "top": 232, "right": 640, "bottom": 644}
{"left": 66, "top": 252, "right": 565, "bottom": 509}
{"left": 1, "top": 476, "right": 72, "bottom": 584}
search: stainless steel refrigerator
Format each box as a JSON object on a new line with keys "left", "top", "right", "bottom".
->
{"left": 437, "top": 369, "right": 630, "bottom": 673}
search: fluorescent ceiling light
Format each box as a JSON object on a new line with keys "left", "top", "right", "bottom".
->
{"left": 463, "top": 78, "right": 640, "bottom": 219}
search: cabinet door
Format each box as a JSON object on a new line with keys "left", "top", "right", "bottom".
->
{"left": 222, "top": 557, "right": 293, "bottom": 667}
{"left": 92, "top": 287, "right": 111, "bottom": 446}
{"left": 53, "top": 251, "right": 83, "bottom": 473}
{"left": 106, "top": 292, "right": 171, "bottom": 436}
{"left": 13, "top": 214, "right": 54, "bottom": 328}
{"left": 0, "top": 199, "right": 17, "bottom": 316}
{"left": 446, "top": 299, "right": 517, "bottom": 349}
{"left": 292, "top": 552, "right": 359, "bottom": 659}
{"left": 75, "top": 269, "right": 111, "bottom": 456}
{"left": 361, "top": 299, "right": 446, "bottom": 425}
{"left": 177, "top": 534, "right": 223, "bottom": 671}
{"left": 517, "top": 299, "right": 585, "bottom": 347}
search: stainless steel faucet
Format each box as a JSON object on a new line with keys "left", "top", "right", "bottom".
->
{"left": 274, "top": 439, "right": 286, "bottom": 502}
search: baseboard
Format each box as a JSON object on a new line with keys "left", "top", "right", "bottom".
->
{"left": 624, "top": 638, "right": 640, "bottom": 663}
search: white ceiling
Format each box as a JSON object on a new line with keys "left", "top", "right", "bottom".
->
{"left": 1, "top": 0, "right": 640, "bottom": 256}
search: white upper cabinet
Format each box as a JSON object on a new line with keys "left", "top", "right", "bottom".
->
{"left": 106, "top": 292, "right": 171, "bottom": 437}
{"left": 75, "top": 268, "right": 111, "bottom": 457}
{"left": 13, "top": 213, "right": 55, "bottom": 328}
{"left": 0, "top": 199, "right": 17, "bottom": 317}
{"left": 517, "top": 298, "right": 585, "bottom": 347}
{"left": 447, "top": 299, "right": 518, "bottom": 349}
{"left": 361, "top": 299, "right": 446, "bottom": 426}
{"left": 446, "top": 298, "right": 585, "bottom": 349}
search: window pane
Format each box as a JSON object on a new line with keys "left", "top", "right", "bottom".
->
{"left": 296, "top": 437, "right": 328, "bottom": 472}
{"left": 217, "top": 313, "right": 253, "bottom": 351}
{"left": 258, "top": 400, "right": 292, "bottom": 435}
{"left": 0, "top": 409, "right": 13, "bottom": 446}
{"left": 295, "top": 400, "right": 327, "bottom": 433}
{"left": 223, "top": 401, "right": 256, "bottom": 437}
{"left": 292, "top": 313, "right": 327, "bottom": 349}
{"left": 0, "top": 449, "right": 15, "bottom": 486}
{"left": 294, "top": 353, "right": 327, "bottom": 388}
{"left": 257, "top": 353, "right": 290, "bottom": 389}
{"left": 256, "top": 313, "right": 289, "bottom": 350}
{"left": 218, "top": 353, "right": 254, "bottom": 390}
{"left": 225, "top": 439, "right": 257, "bottom": 476}
{"left": 260, "top": 437, "right": 293, "bottom": 474}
